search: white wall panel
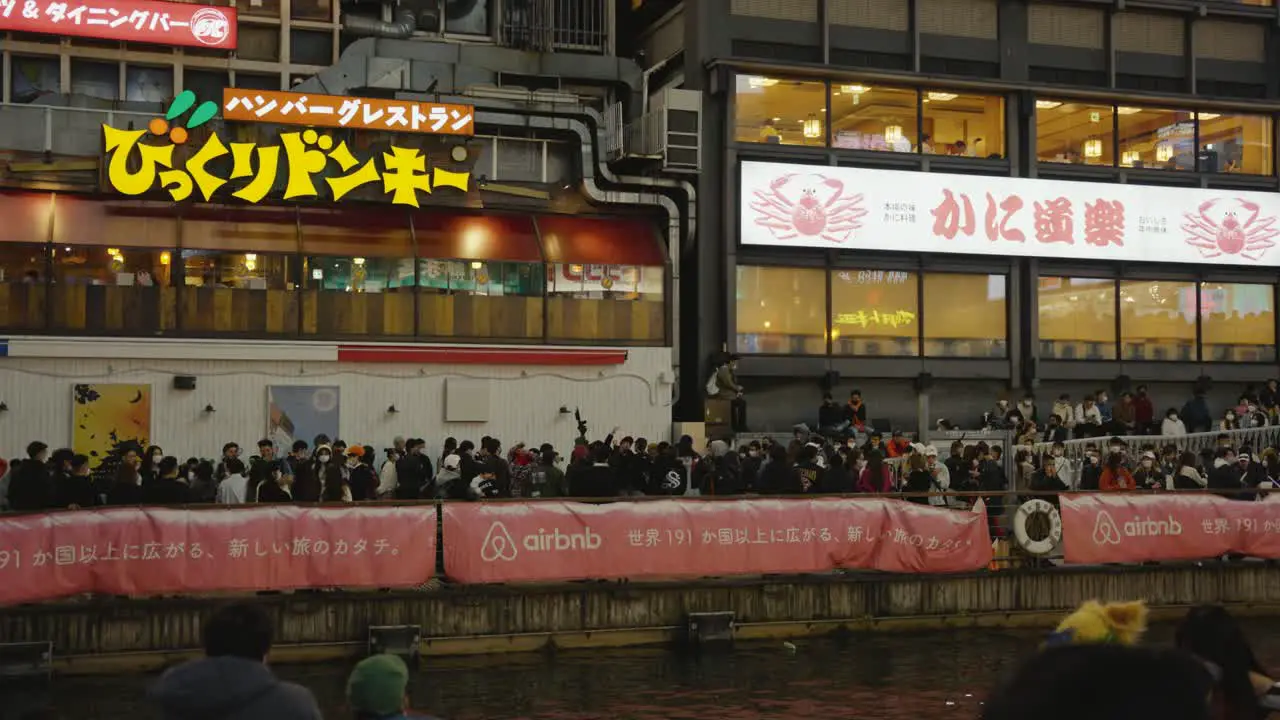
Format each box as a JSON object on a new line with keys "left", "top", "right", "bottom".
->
{"left": 0, "top": 349, "right": 674, "bottom": 461}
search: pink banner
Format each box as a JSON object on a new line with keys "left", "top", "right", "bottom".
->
{"left": 0, "top": 506, "right": 435, "bottom": 605}
{"left": 1060, "top": 494, "right": 1280, "bottom": 564}
{"left": 442, "top": 498, "right": 992, "bottom": 584}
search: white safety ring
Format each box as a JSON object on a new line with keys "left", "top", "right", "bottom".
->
{"left": 1013, "top": 499, "right": 1063, "bottom": 557}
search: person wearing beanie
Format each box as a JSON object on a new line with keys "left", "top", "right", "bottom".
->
{"left": 346, "top": 654, "right": 440, "bottom": 720}
{"left": 1044, "top": 600, "right": 1148, "bottom": 647}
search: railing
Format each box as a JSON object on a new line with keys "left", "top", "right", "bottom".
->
{"left": 0, "top": 104, "right": 157, "bottom": 158}
{"left": 499, "top": 0, "right": 611, "bottom": 54}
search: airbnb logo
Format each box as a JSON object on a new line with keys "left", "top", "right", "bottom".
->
{"left": 1091, "top": 510, "right": 1183, "bottom": 545}
{"left": 479, "top": 521, "right": 603, "bottom": 562}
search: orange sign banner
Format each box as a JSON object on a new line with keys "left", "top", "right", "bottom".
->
{"left": 221, "top": 88, "right": 475, "bottom": 136}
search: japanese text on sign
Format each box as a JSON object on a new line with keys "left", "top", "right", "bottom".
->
{"left": 102, "top": 125, "right": 472, "bottom": 207}
{"left": 834, "top": 309, "right": 916, "bottom": 329}
{"left": 0, "top": 0, "right": 236, "bottom": 50}
{"left": 223, "top": 89, "right": 475, "bottom": 137}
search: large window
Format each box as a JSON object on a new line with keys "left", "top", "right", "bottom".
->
{"left": 1198, "top": 113, "right": 1273, "bottom": 175}
{"left": 922, "top": 273, "right": 1007, "bottom": 357}
{"left": 830, "top": 84, "right": 918, "bottom": 153}
{"left": 830, "top": 269, "right": 918, "bottom": 356}
{"left": 734, "top": 76, "right": 827, "bottom": 147}
{"left": 1119, "top": 279, "right": 1197, "bottom": 361}
{"left": 300, "top": 209, "right": 415, "bottom": 337}
{"left": 1036, "top": 101, "right": 1115, "bottom": 166}
{"left": 922, "top": 91, "right": 1005, "bottom": 158}
{"left": 1118, "top": 106, "right": 1194, "bottom": 171}
{"left": 69, "top": 60, "right": 118, "bottom": 102}
{"left": 1037, "top": 276, "right": 1116, "bottom": 360}
{"left": 8, "top": 55, "right": 59, "bottom": 104}
{"left": 1200, "top": 282, "right": 1275, "bottom": 362}
{"left": 735, "top": 266, "right": 826, "bottom": 355}
{"left": 0, "top": 193, "right": 51, "bottom": 331}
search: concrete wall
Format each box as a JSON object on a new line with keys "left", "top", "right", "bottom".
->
{"left": 0, "top": 348, "right": 674, "bottom": 460}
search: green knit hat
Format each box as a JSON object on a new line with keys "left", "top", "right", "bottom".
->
{"left": 346, "top": 654, "right": 410, "bottom": 717}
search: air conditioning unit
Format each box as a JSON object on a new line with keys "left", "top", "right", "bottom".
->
{"left": 651, "top": 88, "right": 701, "bottom": 173}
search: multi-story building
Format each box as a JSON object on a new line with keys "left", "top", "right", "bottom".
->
{"left": 617, "top": 0, "right": 1280, "bottom": 435}
{"left": 0, "top": 0, "right": 692, "bottom": 460}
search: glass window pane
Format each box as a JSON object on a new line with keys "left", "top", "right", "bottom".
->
{"left": 0, "top": 244, "right": 48, "bottom": 331}
{"left": 124, "top": 65, "right": 172, "bottom": 105}
{"left": 185, "top": 70, "right": 230, "bottom": 103}
{"left": 1119, "top": 279, "right": 1196, "bottom": 360}
{"left": 9, "top": 55, "right": 59, "bottom": 104}
{"left": 291, "top": 0, "right": 333, "bottom": 20}
{"left": 830, "top": 84, "right": 918, "bottom": 153}
{"left": 830, "top": 269, "right": 918, "bottom": 356}
{"left": 446, "top": 0, "right": 490, "bottom": 34}
{"left": 1118, "top": 106, "right": 1194, "bottom": 170}
{"left": 735, "top": 266, "right": 826, "bottom": 354}
{"left": 1200, "top": 282, "right": 1275, "bottom": 362}
{"left": 546, "top": 264, "right": 662, "bottom": 344}
{"left": 289, "top": 29, "right": 332, "bottom": 65}
{"left": 1036, "top": 100, "right": 1114, "bottom": 166}
{"left": 50, "top": 246, "right": 175, "bottom": 334}
{"left": 921, "top": 91, "right": 1004, "bottom": 158}
{"left": 70, "top": 60, "right": 118, "bottom": 102}
{"left": 922, "top": 273, "right": 1007, "bottom": 357}
{"left": 1037, "top": 276, "right": 1116, "bottom": 360}
{"left": 734, "top": 75, "right": 827, "bottom": 147}
{"left": 1198, "top": 113, "right": 1272, "bottom": 175}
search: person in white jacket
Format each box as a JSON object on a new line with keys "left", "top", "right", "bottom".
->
{"left": 1161, "top": 408, "right": 1188, "bottom": 437}
{"left": 376, "top": 448, "right": 399, "bottom": 499}
{"left": 923, "top": 445, "right": 952, "bottom": 507}
{"left": 1052, "top": 395, "right": 1076, "bottom": 431}
{"left": 1074, "top": 396, "right": 1103, "bottom": 435}
{"left": 216, "top": 458, "right": 250, "bottom": 504}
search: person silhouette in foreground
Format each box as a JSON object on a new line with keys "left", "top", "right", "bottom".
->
{"left": 347, "top": 654, "right": 442, "bottom": 720}
{"left": 148, "top": 602, "right": 322, "bottom": 720}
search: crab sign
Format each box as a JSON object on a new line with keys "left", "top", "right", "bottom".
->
{"left": 1182, "top": 198, "right": 1279, "bottom": 262}
{"left": 749, "top": 173, "right": 867, "bottom": 244}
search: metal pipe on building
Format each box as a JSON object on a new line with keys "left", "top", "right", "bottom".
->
{"left": 343, "top": 8, "right": 419, "bottom": 39}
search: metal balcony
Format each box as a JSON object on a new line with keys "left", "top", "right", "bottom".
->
{"left": 499, "top": 0, "right": 611, "bottom": 54}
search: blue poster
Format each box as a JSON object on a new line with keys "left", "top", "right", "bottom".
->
{"left": 267, "top": 385, "right": 340, "bottom": 451}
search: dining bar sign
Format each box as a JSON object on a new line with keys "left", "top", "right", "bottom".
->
{"left": 740, "top": 160, "right": 1280, "bottom": 267}
{"left": 102, "top": 92, "right": 472, "bottom": 207}
{"left": 0, "top": 0, "right": 236, "bottom": 49}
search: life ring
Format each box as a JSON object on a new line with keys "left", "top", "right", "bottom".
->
{"left": 1013, "top": 499, "right": 1063, "bottom": 557}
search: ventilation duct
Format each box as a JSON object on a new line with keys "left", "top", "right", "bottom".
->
{"left": 344, "top": 7, "right": 418, "bottom": 39}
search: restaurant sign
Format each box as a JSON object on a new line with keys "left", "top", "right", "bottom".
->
{"left": 223, "top": 89, "right": 475, "bottom": 137}
{"left": 102, "top": 92, "right": 471, "bottom": 207}
{"left": 0, "top": 0, "right": 236, "bottom": 50}
{"left": 741, "top": 160, "right": 1280, "bottom": 267}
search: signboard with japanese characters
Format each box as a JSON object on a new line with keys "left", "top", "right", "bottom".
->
{"left": 740, "top": 160, "right": 1280, "bottom": 267}
{"left": 222, "top": 89, "right": 475, "bottom": 137}
{"left": 0, "top": 0, "right": 237, "bottom": 50}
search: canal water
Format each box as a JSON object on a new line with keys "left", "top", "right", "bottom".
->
{"left": 19, "top": 620, "right": 1280, "bottom": 719}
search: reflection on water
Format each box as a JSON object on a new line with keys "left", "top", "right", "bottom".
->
{"left": 20, "top": 620, "right": 1280, "bottom": 719}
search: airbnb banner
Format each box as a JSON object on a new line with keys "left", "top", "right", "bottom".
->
{"left": 442, "top": 498, "right": 991, "bottom": 584}
{"left": 1060, "top": 493, "right": 1280, "bottom": 564}
{"left": 0, "top": 506, "right": 435, "bottom": 605}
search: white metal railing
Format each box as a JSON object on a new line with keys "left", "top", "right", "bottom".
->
{"left": 0, "top": 104, "right": 156, "bottom": 157}
{"left": 623, "top": 110, "right": 665, "bottom": 158}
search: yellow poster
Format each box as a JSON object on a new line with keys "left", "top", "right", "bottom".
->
{"left": 72, "top": 384, "right": 151, "bottom": 471}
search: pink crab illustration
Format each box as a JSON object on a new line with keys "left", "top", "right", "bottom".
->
{"left": 1182, "top": 198, "right": 1279, "bottom": 261}
{"left": 750, "top": 173, "right": 867, "bottom": 243}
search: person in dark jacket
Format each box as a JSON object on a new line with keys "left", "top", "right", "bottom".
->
{"left": 1181, "top": 391, "right": 1214, "bottom": 434}
{"left": 395, "top": 439, "right": 428, "bottom": 500}
{"left": 788, "top": 444, "right": 824, "bottom": 494}
{"left": 140, "top": 445, "right": 164, "bottom": 487}
{"left": 144, "top": 457, "right": 192, "bottom": 505}
{"left": 107, "top": 448, "right": 145, "bottom": 506}
{"left": 6, "top": 441, "right": 51, "bottom": 511}
{"left": 568, "top": 444, "right": 617, "bottom": 497}
{"left": 347, "top": 653, "right": 443, "bottom": 720}
{"left": 818, "top": 393, "right": 848, "bottom": 437}
{"left": 527, "top": 446, "right": 568, "bottom": 498}
{"left": 349, "top": 447, "right": 379, "bottom": 501}
{"left": 292, "top": 445, "right": 326, "bottom": 503}
{"left": 902, "top": 453, "right": 933, "bottom": 504}
{"left": 647, "top": 445, "right": 688, "bottom": 495}
{"left": 1029, "top": 456, "right": 1070, "bottom": 507}
{"left": 1208, "top": 447, "right": 1250, "bottom": 501}
{"left": 478, "top": 437, "right": 509, "bottom": 497}
{"left": 57, "top": 454, "right": 99, "bottom": 509}
{"left": 148, "top": 602, "right": 322, "bottom": 720}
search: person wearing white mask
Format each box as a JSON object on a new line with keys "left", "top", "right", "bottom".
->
{"left": 923, "top": 445, "right": 951, "bottom": 507}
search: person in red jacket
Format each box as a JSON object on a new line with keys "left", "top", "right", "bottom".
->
{"left": 885, "top": 430, "right": 912, "bottom": 458}
{"left": 1099, "top": 452, "right": 1136, "bottom": 491}
{"left": 1133, "top": 384, "right": 1156, "bottom": 434}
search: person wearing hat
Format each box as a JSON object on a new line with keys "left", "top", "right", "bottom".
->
{"left": 348, "top": 445, "right": 379, "bottom": 501}
{"left": 1134, "top": 450, "right": 1167, "bottom": 491}
{"left": 433, "top": 453, "right": 463, "bottom": 499}
{"left": 347, "top": 654, "right": 438, "bottom": 720}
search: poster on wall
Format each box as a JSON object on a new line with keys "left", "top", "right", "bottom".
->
{"left": 267, "top": 386, "right": 340, "bottom": 451}
{"left": 72, "top": 384, "right": 151, "bottom": 483}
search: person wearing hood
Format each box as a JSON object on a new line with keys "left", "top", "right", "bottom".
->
{"left": 347, "top": 653, "right": 442, "bottom": 720}
{"left": 148, "top": 602, "right": 322, "bottom": 720}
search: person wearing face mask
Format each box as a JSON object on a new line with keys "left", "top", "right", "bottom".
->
{"left": 1109, "top": 392, "right": 1136, "bottom": 435}
{"left": 320, "top": 445, "right": 352, "bottom": 503}
{"left": 1094, "top": 390, "right": 1113, "bottom": 424}
{"left": 1163, "top": 408, "right": 1188, "bottom": 436}
{"left": 141, "top": 445, "right": 165, "bottom": 487}
{"left": 987, "top": 398, "right": 1013, "bottom": 429}
{"left": 1134, "top": 451, "right": 1166, "bottom": 491}
{"left": 348, "top": 446, "right": 379, "bottom": 501}
{"left": 1074, "top": 395, "right": 1104, "bottom": 438}
{"left": 1051, "top": 395, "right": 1076, "bottom": 434}
{"left": 107, "top": 447, "right": 144, "bottom": 506}
{"left": 1244, "top": 400, "right": 1269, "bottom": 429}
{"left": 923, "top": 445, "right": 951, "bottom": 507}
{"left": 1099, "top": 452, "right": 1135, "bottom": 492}
{"left": 1078, "top": 445, "right": 1103, "bottom": 491}
{"left": 1221, "top": 409, "right": 1242, "bottom": 431}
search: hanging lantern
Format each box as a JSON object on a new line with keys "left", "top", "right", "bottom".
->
{"left": 803, "top": 114, "right": 822, "bottom": 139}
{"left": 884, "top": 124, "right": 903, "bottom": 143}
{"left": 1083, "top": 139, "right": 1102, "bottom": 158}
{"left": 1120, "top": 150, "right": 1140, "bottom": 166}
{"left": 1156, "top": 143, "right": 1173, "bottom": 162}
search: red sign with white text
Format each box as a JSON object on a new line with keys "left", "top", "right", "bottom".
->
{"left": 442, "top": 498, "right": 992, "bottom": 584}
{"left": 0, "top": 506, "right": 434, "bottom": 606}
{"left": 1060, "top": 493, "right": 1280, "bottom": 564}
{"left": 0, "top": 0, "right": 237, "bottom": 50}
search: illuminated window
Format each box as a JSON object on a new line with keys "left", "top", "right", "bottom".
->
{"left": 1036, "top": 100, "right": 1114, "bottom": 166}
{"left": 922, "top": 273, "right": 1007, "bottom": 357}
{"left": 830, "top": 269, "right": 918, "bottom": 356}
{"left": 735, "top": 266, "right": 826, "bottom": 354}
{"left": 1200, "top": 282, "right": 1275, "bottom": 362}
{"left": 734, "top": 75, "right": 827, "bottom": 147}
{"left": 0, "top": 192, "right": 51, "bottom": 332}
{"left": 829, "top": 85, "right": 918, "bottom": 153}
{"left": 300, "top": 208, "right": 415, "bottom": 337}
{"left": 1037, "top": 276, "right": 1116, "bottom": 360}
{"left": 921, "top": 91, "right": 1004, "bottom": 158}
{"left": 1119, "top": 280, "right": 1197, "bottom": 360}
{"left": 1118, "top": 107, "right": 1194, "bottom": 171}
{"left": 1197, "top": 113, "right": 1273, "bottom": 175}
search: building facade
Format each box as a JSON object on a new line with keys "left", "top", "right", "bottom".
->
{"left": 626, "top": 0, "right": 1280, "bottom": 434}
{"left": 0, "top": 0, "right": 690, "bottom": 460}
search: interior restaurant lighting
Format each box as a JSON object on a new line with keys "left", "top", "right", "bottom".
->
{"left": 1117, "top": 106, "right": 1142, "bottom": 115}
{"left": 1121, "top": 150, "right": 1140, "bottom": 166}
{"left": 926, "top": 92, "right": 957, "bottom": 102}
{"left": 1194, "top": 112, "right": 1220, "bottom": 120}
{"left": 841, "top": 84, "right": 870, "bottom": 95}
{"left": 884, "top": 124, "right": 903, "bottom": 143}
{"left": 1156, "top": 143, "right": 1173, "bottom": 162}
{"left": 747, "top": 76, "right": 778, "bottom": 88}
{"left": 1082, "top": 138, "right": 1102, "bottom": 158}
{"left": 802, "top": 114, "right": 822, "bottom": 139}
{"left": 1035, "top": 100, "right": 1062, "bottom": 110}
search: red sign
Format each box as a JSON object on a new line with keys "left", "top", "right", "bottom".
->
{"left": 0, "top": 506, "right": 434, "bottom": 605}
{"left": 442, "top": 498, "right": 992, "bottom": 584}
{"left": 1060, "top": 494, "right": 1280, "bottom": 564}
{"left": 0, "top": 0, "right": 237, "bottom": 50}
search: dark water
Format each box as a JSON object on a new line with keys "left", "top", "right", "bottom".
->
{"left": 22, "top": 620, "right": 1280, "bottom": 719}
